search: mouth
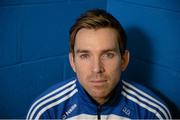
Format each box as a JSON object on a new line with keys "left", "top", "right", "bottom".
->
{"left": 90, "top": 79, "right": 107, "bottom": 87}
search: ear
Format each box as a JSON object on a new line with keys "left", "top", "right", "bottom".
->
{"left": 69, "top": 53, "right": 76, "bottom": 73}
{"left": 120, "top": 50, "right": 130, "bottom": 71}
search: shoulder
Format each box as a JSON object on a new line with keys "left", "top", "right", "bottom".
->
{"left": 26, "top": 77, "right": 78, "bottom": 120}
{"left": 121, "top": 80, "right": 172, "bottom": 119}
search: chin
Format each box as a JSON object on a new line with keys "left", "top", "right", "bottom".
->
{"left": 91, "top": 90, "right": 109, "bottom": 98}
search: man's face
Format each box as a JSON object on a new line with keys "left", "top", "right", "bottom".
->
{"left": 69, "top": 28, "right": 129, "bottom": 104}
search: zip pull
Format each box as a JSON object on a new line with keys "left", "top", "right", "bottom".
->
{"left": 97, "top": 106, "right": 101, "bottom": 120}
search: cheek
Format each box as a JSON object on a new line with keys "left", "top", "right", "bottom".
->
{"left": 105, "top": 59, "right": 121, "bottom": 72}
{"left": 108, "top": 66, "right": 121, "bottom": 80}
{"left": 74, "top": 61, "right": 90, "bottom": 78}
{"left": 104, "top": 60, "right": 122, "bottom": 81}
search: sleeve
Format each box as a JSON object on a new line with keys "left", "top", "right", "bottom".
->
{"left": 26, "top": 107, "right": 54, "bottom": 120}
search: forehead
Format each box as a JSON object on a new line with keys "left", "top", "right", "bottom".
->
{"left": 74, "top": 28, "right": 119, "bottom": 52}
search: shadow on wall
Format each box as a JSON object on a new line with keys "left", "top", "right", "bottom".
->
{"left": 125, "top": 26, "right": 179, "bottom": 118}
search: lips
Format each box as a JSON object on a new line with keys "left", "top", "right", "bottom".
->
{"left": 91, "top": 80, "right": 107, "bottom": 82}
{"left": 90, "top": 79, "right": 107, "bottom": 86}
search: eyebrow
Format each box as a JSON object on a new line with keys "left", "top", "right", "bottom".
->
{"left": 101, "top": 48, "right": 119, "bottom": 53}
{"left": 75, "top": 48, "right": 119, "bottom": 54}
{"left": 75, "top": 49, "right": 90, "bottom": 54}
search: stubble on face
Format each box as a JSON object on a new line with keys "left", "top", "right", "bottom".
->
{"left": 70, "top": 28, "right": 124, "bottom": 105}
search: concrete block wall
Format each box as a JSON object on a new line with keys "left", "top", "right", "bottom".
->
{"left": 107, "top": 0, "right": 180, "bottom": 118}
{"left": 0, "top": 0, "right": 106, "bottom": 118}
{"left": 1, "top": 0, "right": 180, "bottom": 118}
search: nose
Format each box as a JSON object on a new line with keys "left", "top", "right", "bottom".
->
{"left": 92, "top": 57, "right": 105, "bottom": 73}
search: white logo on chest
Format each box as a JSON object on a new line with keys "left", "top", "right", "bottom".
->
{"left": 62, "top": 104, "right": 77, "bottom": 119}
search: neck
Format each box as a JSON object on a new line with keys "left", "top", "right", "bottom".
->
{"left": 93, "top": 97, "right": 110, "bottom": 105}
{"left": 92, "top": 84, "right": 121, "bottom": 105}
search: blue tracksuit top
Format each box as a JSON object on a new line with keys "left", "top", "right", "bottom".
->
{"left": 26, "top": 77, "right": 171, "bottom": 120}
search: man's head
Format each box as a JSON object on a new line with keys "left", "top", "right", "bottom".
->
{"left": 69, "top": 9, "right": 129, "bottom": 105}
{"left": 69, "top": 9, "right": 127, "bottom": 55}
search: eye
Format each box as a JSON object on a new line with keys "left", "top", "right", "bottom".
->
{"left": 79, "top": 54, "right": 89, "bottom": 59}
{"left": 103, "top": 52, "right": 115, "bottom": 59}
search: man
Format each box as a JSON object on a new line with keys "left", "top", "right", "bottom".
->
{"left": 26, "top": 9, "right": 171, "bottom": 119}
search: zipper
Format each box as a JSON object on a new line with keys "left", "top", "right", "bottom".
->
{"left": 97, "top": 105, "right": 101, "bottom": 120}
